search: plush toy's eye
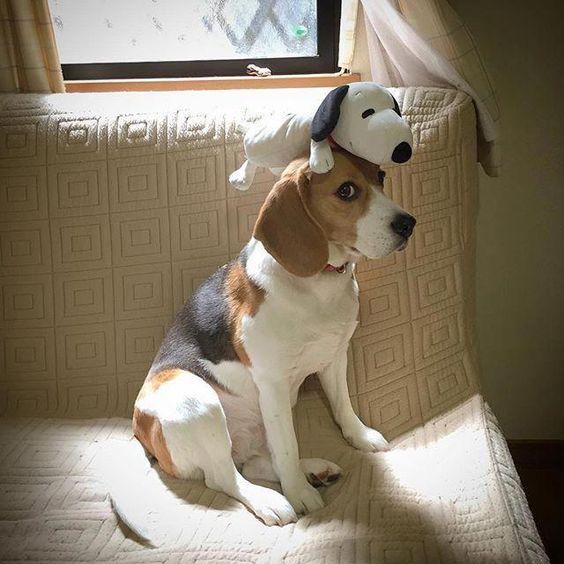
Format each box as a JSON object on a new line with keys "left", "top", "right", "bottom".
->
{"left": 361, "top": 108, "right": 375, "bottom": 119}
{"left": 391, "top": 96, "right": 401, "bottom": 116}
{"left": 377, "top": 170, "right": 386, "bottom": 184}
{"left": 336, "top": 182, "right": 358, "bottom": 201}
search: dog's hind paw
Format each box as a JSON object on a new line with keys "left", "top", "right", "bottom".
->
{"left": 300, "top": 458, "right": 342, "bottom": 487}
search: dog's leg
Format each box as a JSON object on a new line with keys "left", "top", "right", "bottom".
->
{"left": 254, "top": 377, "right": 325, "bottom": 514}
{"left": 242, "top": 455, "right": 279, "bottom": 482}
{"left": 147, "top": 371, "right": 296, "bottom": 526}
{"left": 229, "top": 159, "right": 257, "bottom": 191}
{"left": 318, "top": 352, "right": 389, "bottom": 452}
{"left": 243, "top": 456, "right": 342, "bottom": 488}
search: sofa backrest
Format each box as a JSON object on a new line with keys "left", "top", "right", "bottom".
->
{"left": 0, "top": 87, "right": 479, "bottom": 439}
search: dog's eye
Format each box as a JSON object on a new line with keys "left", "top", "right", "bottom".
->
{"left": 377, "top": 170, "right": 386, "bottom": 184}
{"left": 361, "top": 108, "right": 375, "bottom": 119}
{"left": 336, "top": 182, "right": 358, "bottom": 201}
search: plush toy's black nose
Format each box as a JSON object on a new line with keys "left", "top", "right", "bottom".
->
{"left": 391, "top": 142, "right": 412, "bottom": 163}
{"left": 391, "top": 214, "right": 416, "bottom": 238}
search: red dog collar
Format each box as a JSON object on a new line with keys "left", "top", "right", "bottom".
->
{"left": 323, "top": 263, "right": 348, "bottom": 274}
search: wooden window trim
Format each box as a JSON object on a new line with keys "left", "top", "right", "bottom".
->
{"left": 64, "top": 72, "right": 361, "bottom": 93}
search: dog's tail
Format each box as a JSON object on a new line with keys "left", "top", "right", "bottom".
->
{"left": 96, "top": 437, "right": 157, "bottom": 544}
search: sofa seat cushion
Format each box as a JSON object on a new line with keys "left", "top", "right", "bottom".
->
{"left": 0, "top": 395, "right": 547, "bottom": 562}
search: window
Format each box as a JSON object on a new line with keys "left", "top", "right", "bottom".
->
{"left": 49, "top": 0, "right": 340, "bottom": 80}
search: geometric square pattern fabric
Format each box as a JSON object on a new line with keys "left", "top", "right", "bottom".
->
{"left": 1, "top": 87, "right": 478, "bottom": 439}
{"left": 0, "top": 397, "right": 548, "bottom": 562}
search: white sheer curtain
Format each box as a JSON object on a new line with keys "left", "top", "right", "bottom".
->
{"left": 340, "top": 0, "right": 500, "bottom": 177}
{"left": 338, "top": 0, "right": 360, "bottom": 70}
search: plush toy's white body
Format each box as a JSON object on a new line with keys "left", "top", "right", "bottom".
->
{"left": 229, "top": 82, "right": 413, "bottom": 191}
{"left": 234, "top": 112, "right": 313, "bottom": 175}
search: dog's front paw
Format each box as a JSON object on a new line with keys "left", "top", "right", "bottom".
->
{"left": 345, "top": 426, "right": 389, "bottom": 453}
{"left": 283, "top": 479, "right": 325, "bottom": 514}
{"left": 242, "top": 483, "right": 297, "bottom": 526}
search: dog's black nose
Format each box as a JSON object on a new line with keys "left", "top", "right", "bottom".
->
{"left": 391, "top": 214, "right": 416, "bottom": 238}
{"left": 391, "top": 142, "right": 412, "bottom": 163}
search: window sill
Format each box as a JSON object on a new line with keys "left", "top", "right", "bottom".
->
{"left": 64, "top": 73, "right": 361, "bottom": 93}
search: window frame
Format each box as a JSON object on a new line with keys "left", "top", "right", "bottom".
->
{"left": 60, "top": 0, "right": 341, "bottom": 81}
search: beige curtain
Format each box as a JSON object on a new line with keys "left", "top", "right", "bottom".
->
{"left": 396, "top": 0, "right": 500, "bottom": 176}
{"left": 341, "top": 0, "right": 500, "bottom": 177}
{"left": 0, "top": 0, "right": 64, "bottom": 93}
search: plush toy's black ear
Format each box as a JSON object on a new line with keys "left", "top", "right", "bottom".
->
{"left": 311, "top": 85, "right": 350, "bottom": 142}
{"left": 391, "top": 95, "right": 401, "bottom": 116}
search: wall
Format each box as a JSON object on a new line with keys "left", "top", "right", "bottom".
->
{"left": 448, "top": 0, "right": 564, "bottom": 439}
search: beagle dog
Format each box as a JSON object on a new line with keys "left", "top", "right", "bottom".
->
{"left": 131, "top": 150, "right": 416, "bottom": 527}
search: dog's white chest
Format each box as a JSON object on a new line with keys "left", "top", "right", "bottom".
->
{"left": 291, "top": 316, "right": 357, "bottom": 375}
{"left": 243, "top": 282, "right": 359, "bottom": 379}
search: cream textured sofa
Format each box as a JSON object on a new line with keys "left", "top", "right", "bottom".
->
{"left": 0, "top": 88, "right": 548, "bottom": 563}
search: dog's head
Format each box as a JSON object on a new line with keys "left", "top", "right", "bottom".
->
{"left": 311, "top": 82, "right": 413, "bottom": 165}
{"left": 253, "top": 150, "right": 416, "bottom": 277}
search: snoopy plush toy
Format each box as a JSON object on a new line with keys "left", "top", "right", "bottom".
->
{"left": 229, "top": 82, "right": 413, "bottom": 191}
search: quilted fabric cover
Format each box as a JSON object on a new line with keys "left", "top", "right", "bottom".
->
{"left": 0, "top": 398, "right": 547, "bottom": 562}
{"left": 0, "top": 88, "right": 547, "bottom": 562}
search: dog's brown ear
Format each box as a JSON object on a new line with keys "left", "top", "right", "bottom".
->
{"left": 254, "top": 165, "right": 328, "bottom": 277}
